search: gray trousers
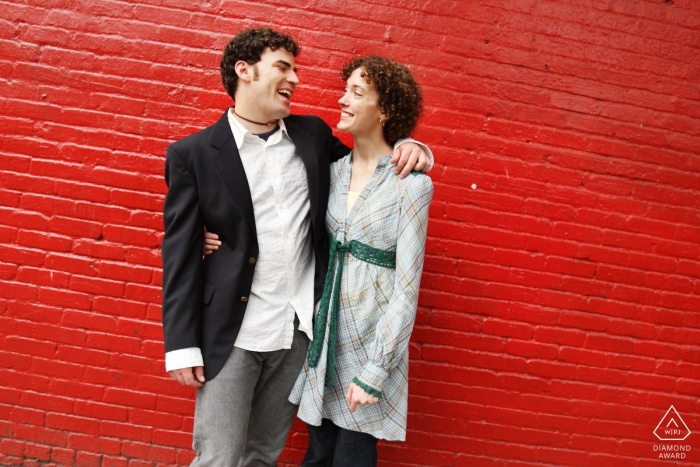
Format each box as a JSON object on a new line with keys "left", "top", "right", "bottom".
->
{"left": 191, "top": 322, "right": 309, "bottom": 467}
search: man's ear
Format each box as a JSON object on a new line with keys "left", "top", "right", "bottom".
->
{"left": 235, "top": 60, "right": 252, "bottom": 83}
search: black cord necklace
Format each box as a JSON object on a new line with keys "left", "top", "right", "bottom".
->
{"left": 232, "top": 107, "right": 277, "bottom": 127}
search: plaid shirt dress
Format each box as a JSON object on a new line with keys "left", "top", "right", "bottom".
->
{"left": 289, "top": 153, "right": 433, "bottom": 441}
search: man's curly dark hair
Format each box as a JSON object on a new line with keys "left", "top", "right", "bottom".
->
{"left": 341, "top": 56, "right": 423, "bottom": 145}
{"left": 220, "top": 28, "right": 300, "bottom": 101}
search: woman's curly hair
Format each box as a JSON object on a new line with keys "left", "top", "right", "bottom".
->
{"left": 220, "top": 28, "right": 300, "bottom": 101}
{"left": 341, "top": 56, "right": 423, "bottom": 145}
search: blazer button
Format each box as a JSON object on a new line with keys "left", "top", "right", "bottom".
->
{"left": 240, "top": 296, "right": 248, "bottom": 303}
{"left": 248, "top": 257, "right": 257, "bottom": 264}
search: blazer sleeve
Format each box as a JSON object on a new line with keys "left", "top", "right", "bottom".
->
{"left": 161, "top": 144, "right": 204, "bottom": 354}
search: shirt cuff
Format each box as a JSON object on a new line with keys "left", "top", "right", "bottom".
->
{"left": 352, "top": 377, "right": 382, "bottom": 399}
{"left": 355, "top": 361, "right": 389, "bottom": 397}
{"left": 165, "top": 347, "right": 203, "bottom": 371}
{"left": 394, "top": 138, "right": 434, "bottom": 172}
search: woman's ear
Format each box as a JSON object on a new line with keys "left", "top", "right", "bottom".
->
{"left": 379, "top": 112, "right": 390, "bottom": 126}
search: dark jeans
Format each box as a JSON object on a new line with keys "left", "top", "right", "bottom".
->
{"left": 302, "top": 418, "right": 378, "bottom": 467}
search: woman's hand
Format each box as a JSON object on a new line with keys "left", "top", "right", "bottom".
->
{"left": 346, "top": 382, "right": 379, "bottom": 412}
{"left": 203, "top": 228, "right": 221, "bottom": 256}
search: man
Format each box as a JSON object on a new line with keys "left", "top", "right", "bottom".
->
{"left": 161, "top": 28, "right": 431, "bottom": 466}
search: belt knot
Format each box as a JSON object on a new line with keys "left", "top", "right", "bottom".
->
{"left": 306, "top": 233, "right": 396, "bottom": 387}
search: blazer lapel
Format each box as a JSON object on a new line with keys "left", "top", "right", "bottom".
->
{"left": 210, "top": 112, "right": 257, "bottom": 238}
{"left": 285, "top": 118, "right": 319, "bottom": 223}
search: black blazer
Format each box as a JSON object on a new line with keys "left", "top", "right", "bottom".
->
{"left": 162, "top": 110, "right": 350, "bottom": 380}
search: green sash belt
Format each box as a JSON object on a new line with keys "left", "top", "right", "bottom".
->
{"left": 307, "top": 233, "right": 396, "bottom": 387}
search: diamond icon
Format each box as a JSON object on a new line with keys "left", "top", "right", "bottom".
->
{"left": 654, "top": 406, "right": 691, "bottom": 441}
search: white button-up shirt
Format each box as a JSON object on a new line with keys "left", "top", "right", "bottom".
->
{"left": 228, "top": 112, "right": 316, "bottom": 351}
{"left": 165, "top": 110, "right": 315, "bottom": 370}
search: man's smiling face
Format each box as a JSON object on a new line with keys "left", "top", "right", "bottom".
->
{"left": 245, "top": 47, "right": 299, "bottom": 122}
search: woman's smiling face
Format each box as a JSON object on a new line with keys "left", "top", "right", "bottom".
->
{"left": 337, "top": 67, "right": 385, "bottom": 138}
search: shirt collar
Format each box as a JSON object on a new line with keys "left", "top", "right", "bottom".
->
{"left": 227, "top": 108, "right": 289, "bottom": 150}
{"left": 349, "top": 152, "right": 393, "bottom": 167}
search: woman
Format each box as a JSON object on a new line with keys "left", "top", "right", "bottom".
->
{"left": 205, "top": 56, "right": 432, "bottom": 466}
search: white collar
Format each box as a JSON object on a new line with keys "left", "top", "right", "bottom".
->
{"left": 227, "top": 108, "right": 289, "bottom": 150}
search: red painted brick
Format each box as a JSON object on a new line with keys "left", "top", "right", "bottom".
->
{"left": 428, "top": 310, "right": 482, "bottom": 333}
{"left": 128, "top": 210, "right": 163, "bottom": 231}
{"left": 128, "top": 409, "right": 182, "bottom": 430}
{"left": 115, "top": 319, "right": 162, "bottom": 341}
{"left": 48, "top": 378, "right": 103, "bottom": 401}
{"left": 140, "top": 339, "right": 164, "bottom": 358}
{"left": 45, "top": 253, "right": 98, "bottom": 276}
{"left": 56, "top": 345, "right": 110, "bottom": 365}
{"left": 0, "top": 225, "right": 19, "bottom": 243}
{"left": 101, "top": 455, "right": 129, "bottom": 467}
{"left": 534, "top": 326, "right": 586, "bottom": 346}
{"left": 596, "top": 264, "right": 646, "bottom": 286}
{"left": 626, "top": 372, "right": 675, "bottom": 392}
{"left": 87, "top": 332, "right": 140, "bottom": 354}
{"left": 123, "top": 283, "right": 161, "bottom": 303}
{"left": 50, "top": 447, "right": 76, "bottom": 464}
{"left": 102, "top": 224, "right": 159, "bottom": 248}
{"left": 506, "top": 340, "right": 558, "bottom": 360}
{"left": 54, "top": 179, "right": 111, "bottom": 204}
{"left": 124, "top": 247, "right": 162, "bottom": 267}
{"left": 155, "top": 395, "right": 195, "bottom": 416}
{"left": 17, "top": 230, "right": 73, "bottom": 252}
{"left": 527, "top": 360, "right": 577, "bottom": 380}
{"left": 0, "top": 403, "right": 45, "bottom": 426}
{"left": 151, "top": 429, "right": 190, "bottom": 449}
{"left": 0, "top": 369, "right": 50, "bottom": 394}
{"left": 48, "top": 215, "right": 103, "bottom": 239}
{"left": 36, "top": 287, "right": 92, "bottom": 310}
{"left": 0, "top": 244, "right": 46, "bottom": 267}
{"left": 103, "top": 388, "right": 156, "bottom": 410}
{"left": 73, "top": 201, "right": 132, "bottom": 225}
{"left": 482, "top": 319, "right": 534, "bottom": 339}
{"left": 0, "top": 386, "right": 21, "bottom": 406}
{"left": 0, "top": 349, "right": 32, "bottom": 373}
{"left": 24, "top": 443, "right": 51, "bottom": 461}
{"left": 4, "top": 336, "right": 57, "bottom": 359}
{"left": 20, "top": 391, "right": 73, "bottom": 415}
{"left": 0, "top": 438, "right": 25, "bottom": 457}
{"left": 62, "top": 310, "right": 116, "bottom": 333}
{"left": 75, "top": 451, "right": 101, "bottom": 467}
{"left": 14, "top": 425, "right": 67, "bottom": 447}
{"left": 73, "top": 239, "right": 126, "bottom": 261}
{"left": 69, "top": 275, "right": 125, "bottom": 297}
{"left": 584, "top": 333, "right": 636, "bottom": 354}
{"left": 66, "top": 433, "right": 121, "bottom": 455}
{"left": 46, "top": 413, "right": 101, "bottom": 435}
{"left": 97, "top": 261, "right": 153, "bottom": 284}
{"left": 110, "top": 189, "right": 164, "bottom": 212}
{"left": 92, "top": 296, "right": 147, "bottom": 318}
{"left": 16, "top": 266, "right": 70, "bottom": 288}
{"left": 100, "top": 420, "right": 152, "bottom": 443}
{"left": 577, "top": 366, "right": 627, "bottom": 385}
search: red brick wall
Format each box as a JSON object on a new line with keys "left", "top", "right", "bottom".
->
{"left": 1, "top": 0, "right": 699, "bottom": 466}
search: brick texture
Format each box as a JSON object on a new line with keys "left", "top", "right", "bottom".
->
{"left": 1, "top": 0, "right": 699, "bottom": 466}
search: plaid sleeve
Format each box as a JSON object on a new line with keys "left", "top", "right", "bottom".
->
{"left": 355, "top": 174, "right": 433, "bottom": 394}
